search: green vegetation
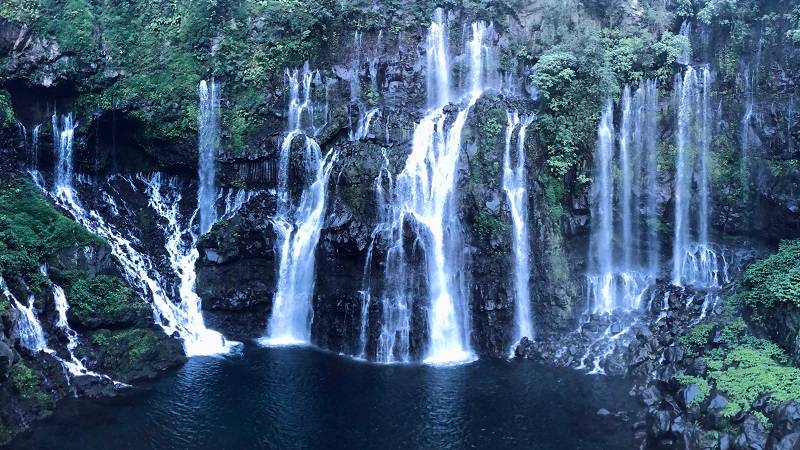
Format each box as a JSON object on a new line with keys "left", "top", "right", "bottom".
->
{"left": 0, "top": 178, "right": 103, "bottom": 293}
{"left": 8, "top": 362, "right": 51, "bottom": 409}
{"left": 474, "top": 210, "right": 508, "bottom": 241}
{"left": 741, "top": 240, "right": 800, "bottom": 325}
{"left": 530, "top": 49, "right": 612, "bottom": 178}
{"left": 676, "top": 242, "right": 800, "bottom": 423}
{"left": 678, "top": 316, "right": 800, "bottom": 420}
{"left": 67, "top": 275, "right": 150, "bottom": 328}
{"left": 89, "top": 328, "right": 183, "bottom": 380}
{"left": 674, "top": 375, "right": 711, "bottom": 408}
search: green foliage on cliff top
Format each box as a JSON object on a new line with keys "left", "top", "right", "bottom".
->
{"left": 0, "top": 178, "right": 103, "bottom": 293}
{"left": 531, "top": 48, "right": 612, "bottom": 178}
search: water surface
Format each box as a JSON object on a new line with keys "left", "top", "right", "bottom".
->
{"left": 10, "top": 345, "right": 637, "bottom": 449}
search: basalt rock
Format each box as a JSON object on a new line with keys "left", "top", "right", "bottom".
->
{"left": 196, "top": 192, "right": 278, "bottom": 340}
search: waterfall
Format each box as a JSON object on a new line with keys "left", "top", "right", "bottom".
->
{"left": 359, "top": 149, "right": 393, "bottom": 359}
{"left": 503, "top": 110, "right": 535, "bottom": 350}
{"left": 348, "top": 30, "right": 382, "bottom": 142}
{"left": 18, "top": 123, "right": 41, "bottom": 168}
{"left": 350, "top": 31, "right": 362, "bottom": 102}
{"left": 619, "top": 87, "right": 635, "bottom": 269}
{"left": 50, "top": 281, "right": 89, "bottom": 374}
{"left": 740, "top": 65, "right": 755, "bottom": 195}
{"left": 644, "top": 81, "right": 660, "bottom": 276}
{"left": 52, "top": 113, "right": 77, "bottom": 189}
{"left": 672, "top": 66, "right": 725, "bottom": 288}
{"left": 588, "top": 101, "right": 616, "bottom": 313}
{"left": 140, "top": 174, "right": 236, "bottom": 355}
{"left": 46, "top": 113, "right": 234, "bottom": 356}
{"left": 587, "top": 82, "right": 659, "bottom": 314}
{"left": 672, "top": 68, "right": 696, "bottom": 286}
{"left": 3, "top": 277, "right": 47, "bottom": 353}
{"left": 51, "top": 176, "right": 236, "bottom": 356}
{"left": 380, "top": 13, "right": 496, "bottom": 365}
{"left": 198, "top": 80, "right": 220, "bottom": 235}
{"left": 351, "top": 108, "right": 380, "bottom": 141}
{"left": 263, "top": 63, "right": 337, "bottom": 346}
{"left": 677, "top": 20, "right": 693, "bottom": 65}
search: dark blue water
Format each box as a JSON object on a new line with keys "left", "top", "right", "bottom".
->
{"left": 9, "top": 345, "right": 637, "bottom": 449}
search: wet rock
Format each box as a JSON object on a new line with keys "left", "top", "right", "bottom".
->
{"left": 678, "top": 383, "right": 703, "bottom": 410}
{"left": 641, "top": 386, "right": 662, "bottom": 407}
{"left": 0, "top": 340, "right": 12, "bottom": 380}
{"left": 707, "top": 393, "right": 729, "bottom": 427}
{"left": 773, "top": 432, "right": 800, "bottom": 450}
{"left": 733, "top": 415, "right": 768, "bottom": 450}
{"left": 647, "top": 407, "right": 674, "bottom": 440}
{"left": 772, "top": 402, "right": 800, "bottom": 442}
{"left": 196, "top": 193, "right": 277, "bottom": 339}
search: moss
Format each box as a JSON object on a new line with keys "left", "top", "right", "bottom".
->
{"left": 0, "top": 421, "right": 9, "bottom": 447}
{"left": 67, "top": 275, "right": 150, "bottom": 328}
{"left": 8, "top": 362, "right": 52, "bottom": 410}
{"left": 540, "top": 174, "right": 565, "bottom": 225}
{"left": 0, "top": 178, "right": 104, "bottom": 293}
{"left": 474, "top": 210, "right": 508, "bottom": 242}
{"left": 88, "top": 328, "right": 184, "bottom": 381}
{"left": 710, "top": 345, "right": 800, "bottom": 418}
{"left": 673, "top": 242, "right": 800, "bottom": 421}
{"left": 0, "top": 90, "right": 15, "bottom": 129}
{"left": 477, "top": 106, "right": 505, "bottom": 151}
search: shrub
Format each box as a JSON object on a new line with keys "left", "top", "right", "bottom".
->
{"left": 741, "top": 240, "right": 800, "bottom": 324}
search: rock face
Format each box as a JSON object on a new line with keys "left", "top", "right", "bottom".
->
{"left": 1, "top": 0, "right": 800, "bottom": 447}
{"left": 196, "top": 193, "right": 278, "bottom": 339}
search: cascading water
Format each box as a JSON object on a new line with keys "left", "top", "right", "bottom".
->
{"left": 49, "top": 273, "right": 121, "bottom": 383}
{"left": 503, "top": 110, "right": 535, "bottom": 351}
{"left": 263, "top": 64, "right": 338, "bottom": 346}
{"left": 141, "top": 173, "right": 237, "bottom": 355}
{"left": 3, "top": 277, "right": 47, "bottom": 353}
{"left": 739, "top": 65, "right": 758, "bottom": 199}
{"left": 359, "top": 149, "right": 394, "bottom": 360}
{"left": 672, "top": 66, "right": 727, "bottom": 289}
{"left": 587, "top": 101, "right": 616, "bottom": 314}
{"left": 644, "top": 81, "right": 660, "bottom": 276}
{"left": 198, "top": 79, "right": 220, "bottom": 235}
{"left": 348, "top": 31, "right": 382, "bottom": 142}
{"left": 579, "top": 83, "right": 661, "bottom": 373}
{"left": 351, "top": 108, "right": 380, "bottom": 141}
{"left": 52, "top": 113, "right": 77, "bottom": 189}
{"left": 380, "top": 12, "right": 497, "bottom": 365}
{"left": 17, "top": 122, "right": 41, "bottom": 168}
{"left": 46, "top": 113, "right": 234, "bottom": 357}
{"left": 587, "top": 82, "right": 660, "bottom": 315}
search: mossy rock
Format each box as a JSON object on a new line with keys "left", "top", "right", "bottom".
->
{"left": 86, "top": 328, "right": 186, "bottom": 382}
{"left": 66, "top": 275, "right": 152, "bottom": 329}
{"left": 7, "top": 362, "right": 52, "bottom": 412}
{"left": 0, "top": 178, "right": 105, "bottom": 294}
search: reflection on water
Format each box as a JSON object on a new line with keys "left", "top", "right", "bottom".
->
{"left": 8, "top": 346, "right": 637, "bottom": 450}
